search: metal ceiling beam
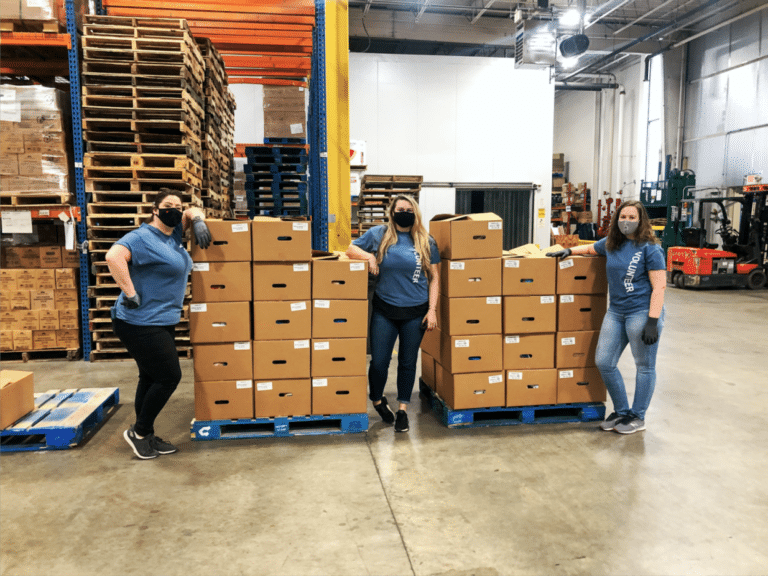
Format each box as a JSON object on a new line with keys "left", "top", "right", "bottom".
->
{"left": 613, "top": 0, "right": 688, "bottom": 35}
{"left": 470, "top": 0, "right": 498, "bottom": 24}
{"left": 586, "top": 0, "right": 636, "bottom": 29}
{"left": 671, "top": 2, "right": 768, "bottom": 48}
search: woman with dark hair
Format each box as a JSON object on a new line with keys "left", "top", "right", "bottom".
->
{"left": 346, "top": 194, "right": 440, "bottom": 433}
{"left": 106, "top": 188, "right": 212, "bottom": 459}
{"left": 548, "top": 200, "right": 666, "bottom": 434}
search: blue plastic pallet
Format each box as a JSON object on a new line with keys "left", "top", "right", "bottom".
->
{"left": 419, "top": 381, "right": 604, "bottom": 429}
{"left": 191, "top": 412, "right": 368, "bottom": 440}
{"left": 244, "top": 162, "right": 307, "bottom": 174}
{"left": 264, "top": 137, "right": 307, "bottom": 145}
{"left": 1, "top": 387, "right": 120, "bottom": 452}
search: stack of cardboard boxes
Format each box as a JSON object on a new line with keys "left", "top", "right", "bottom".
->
{"left": 0, "top": 247, "right": 80, "bottom": 352}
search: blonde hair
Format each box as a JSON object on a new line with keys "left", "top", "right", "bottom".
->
{"left": 377, "top": 194, "right": 434, "bottom": 282}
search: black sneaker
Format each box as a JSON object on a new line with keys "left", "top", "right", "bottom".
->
{"left": 599, "top": 412, "right": 624, "bottom": 431}
{"left": 123, "top": 426, "right": 159, "bottom": 460}
{"left": 394, "top": 410, "right": 409, "bottom": 433}
{"left": 373, "top": 397, "right": 396, "bottom": 424}
{"left": 151, "top": 435, "right": 178, "bottom": 455}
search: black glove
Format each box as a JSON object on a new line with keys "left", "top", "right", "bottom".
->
{"left": 546, "top": 248, "right": 572, "bottom": 258}
{"left": 192, "top": 217, "right": 212, "bottom": 249}
{"left": 124, "top": 293, "right": 140, "bottom": 309}
{"left": 641, "top": 317, "right": 659, "bottom": 345}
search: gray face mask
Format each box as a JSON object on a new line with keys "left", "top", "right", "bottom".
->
{"left": 618, "top": 220, "right": 639, "bottom": 236}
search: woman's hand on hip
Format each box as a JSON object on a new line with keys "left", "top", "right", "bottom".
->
{"left": 423, "top": 309, "right": 437, "bottom": 331}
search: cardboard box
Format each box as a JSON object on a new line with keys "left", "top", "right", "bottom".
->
{"left": 420, "top": 326, "right": 441, "bottom": 362}
{"left": 312, "top": 299, "right": 368, "bottom": 339}
{"left": 311, "top": 376, "right": 367, "bottom": 415}
{"left": 311, "top": 256, "right": 368, "bottom": 300}
{"left": 17, "top": 153, "right": 43, "bottom": 177}
{"left": 429, "top": 213, "right": 503, "bottom": 260}
{"left": 0, "top": 131, "right": 25, "bottom": 154}
{"left": 556, "top": 330, "right": 599, "bottom": 368}
{"left": 503, "top": 333, "right": 555, "bottom": 370}
{"left": 62, "top": 249, "right": 80, "bottom": 268}
{"left": 556, "top": 256, "right": 608, "bottom": 294}
{"left": 251, "top": 217, "right": 311, "bottom": 262}
{"left": 421, "top": 351, "right": 436, "bottom": 390}
{"left": 439, "top": 296, "right": 502, "bottom": 336}
{"left": 40, "top": 246, "right": 62, "bottom": 268}
{"left": 194, "top": 379, "right": 255, "bottom": 421}
{"left": 557, "top": 367, "right": 606, "bottom": 404}
{"left": 16, "top": 270, "right": 36, "bottom": 290}
{"left": 263, "top": 111, "right": 306, "bottom": 139}
{"left": 33, "top": 330, "right": 57, "bottom": 349}
{"left": 1, "top": 312, "right": 19, "bottom": 330}
{"left": 436, "top": 366, "right": 505, "bottom": 410}
{"left": 36, "top": 269, "right": 57, "bottom": 290}
{"left": 254, "top": 379, "right": 311, "bottom": 418}
{"left": 191, "top": 261, "right": 252, "bottom": 303}
{"left": 58, "top": 309, "right": 79, "bottom": 330}
{"left": 503, "top": 295, "right": 557, "bottom": 334}
{"left": 12, "top": 330, "right": 33, "bottom": 350}
{"left": 1, "top": 247, "right": 40, "bottom": 268}
{"left": 0, "top": 154, "right": 19, "bottom": 175}
{"left": 0, "top": 331, "right": 13, "bottom": 350}
{"left": 557, "top": 295, "right": 607, "bottom": 331}
{"left": 189, "top": 302, "right": 252, "bottom": 344}
{"left": 54, "top": 268, "right": 77, "bottom": 289}
{"left": 252, "top": 339, "right": 311, "bottom": 380}
{"left": 252, "top": 301, "right": 311, "bottom": 341}
{"left": 439, "top": 333, "right": 503, "bottom": 374}
{"left": 56, "top": 329, "right": 79, "bottom": 348}
{"left": 311, "top": 338, "right": 367, "bottom": 377}
{"left": 0, "top": 269, "right": 17, "bottom": 291}
{"left": 38, "top": 310, "right": 59, "bottom": 330}
{"left": 54, "top": 288, "right": 78, "bottom": 310}
{"left": 252, "top": 262, "right": 311, "bottom": 301}
{"left": 189, "top": 220, "right": 252, "bottom": 262}
{"left": 10, "top": 291, "right": 31, "bottom": 311}
{"left": 15, "top": 310, "right": 40, "bottom": 330}
{"left": 506, "top": 369, "right": 557, "bottom": 407}
{"left": 0, "top": 370, "right": 35, "bottom": 429}
{"left": 502, "top": 256, "right": 556, "bottom": 296}
{"left": 193, "top": 342, "right": 254, "bottom": 382}
{"left": 439, "top": 258, "right": 502, "bottom": 298}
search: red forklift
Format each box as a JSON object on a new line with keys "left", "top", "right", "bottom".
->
{"left": 667, "top": 189, "right": 768, "bottom": 290}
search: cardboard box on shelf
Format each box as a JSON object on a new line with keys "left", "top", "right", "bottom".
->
{"left": 439, "top": 296, "right": 502, "bottom": 336}
{"left": 311, "top": 376, "right": 367, "bottom": 415}
{"left": 1, "top": 247, "right": 40, "bottom": 268}
{"left": 557, "top": 294, "right": 607, "bottom": 331}
{"left": 190, "top": 220, "right": 252, "bottom": 262}
{"left": 189, "top": 301, "right": 251, "bottom": 344}
{"left": 0, "top": 270, "right": 17, "bottom": 291}
{"left": 56, "top": 329, "right": 79, "bottom": 348}
{"left": 33, "top": 329, "right": 57, "bottom": 349}
{"left": 254, "top": 379, "right": 311, "bottom": 418}
{"left": 54, "top": 268, "right": 77, "bottom": 289}
{"left": 54, "top": 288, "right": 78, "bottom": 310}
{"left": 58, "top": 308, "right": 78, "bottom": 330}
{"left": 62, "top": 249, "right": 79, "bottom": 268}
{"left": 252, "top": 300, "right": 311, "bottom": 341}
{"left": 10, "top": 291, "right": 31, "bottom": 311}
{"left": 503, "top": 295, "right": 557, "bottom": 334}
{"left": 439, "top": 333, "right": 503, "bottom": 374}
{"left": 38, "top": 310, "right": 59, "bottom": 330}
{"left": 556, "top": 330, "right": 600, "bottom": 368}
{"left": 35, "top": 269, "right": 57, "bottom": 290}
{"left": 30, "top": 290, "right": 55, "bottom": 311}
{"left": 439, "top": 258, "right": 502, "bottom": 298}
{"left": 435, "top": 365, "right": 505, "bottom": 410}
{"left": 191, "top": 261, "right": 252, "bottom": 303}
{"left": 0, "top": 370, "right": 35, "bottom": 430}
{"left": 194, "top": 379, "right": 255, "bottom": 421}
{"left": 502, "top": 255, "right": 556, "bottom": 296}
{"left": 15, "top": 310, "right": 40, "bottom": 330}
{"left": 252, "top": 339, "right": 311, "bottom": 380}
{"left": 0, "top": 331, "right": 12, "bottom": 351}
{"left": 252, "top": 262, "right": 311, "bottom": 301}
{"left": 311, "top": 255, "right": 368, "bottom": 300}
{"left": 506, "top": 369, "right": 558, "bottom": 407}
{"left": 263, "top": 111, "right": 306, "bottom": 140}
{"left": 311, "top": 299, "right": 368, "bottom": 339}
{"left": 429, "top": 213, "right": 503, "bottom": 260}
{"left": 311, "top": 338, "right": 367, "bottom": 377}
{"left": 503, "top": 333, "right": 555, "bottom": 370}
{"left": 193, "top": 342, "right": 254, "bottom": 382}
{"left": 251, "top": 217, "right": 311, "bottom": 262}
{"left": 12, "top": 330, "right": 33, "bottom": 350}
{"left": 557, "top": 367, "right": 606, "bottom": 404}
{"left": 556, "top": 256, "right": 608, "bottom": 294}
{"left": 15, "top": 270, "right": 36, "bottom": 290}
{"left": 40, "top": 246, "right": 62, "bottom": 268}
{"left": 421, "top": 351, "right": 436, "bottom": 390}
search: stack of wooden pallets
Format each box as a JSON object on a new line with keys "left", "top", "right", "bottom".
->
{"left": 243, "top": 143, "right": 308, "bottom": 217}
{"left": 80, "top": 14, "right": 205, "bottom": 361}
{"left": 196, "top": 37, "right": 235, "bottom": 218}
{"left": 357, "top": 175, "right": 423, "bottom": 235}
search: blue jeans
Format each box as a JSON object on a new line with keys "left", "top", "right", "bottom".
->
{"left": 368, "top": 309, "right": 426, "bottom": 405}
{"left": 595, "top": 308, "right": 665, "bottom": 420}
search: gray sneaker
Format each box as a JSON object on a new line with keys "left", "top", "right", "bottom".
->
{"left": 124, "top": 426, "right": 160, "bottom": 459}
{"left": 599, "top": 412, "right": 625, "bottom": 431}
{"left": 614, "top": 416, "right": 646, "bottom": 434}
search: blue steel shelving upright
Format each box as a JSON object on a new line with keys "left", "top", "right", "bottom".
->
{"left": 308, "top": 0, "right": 329, "bottom": 251}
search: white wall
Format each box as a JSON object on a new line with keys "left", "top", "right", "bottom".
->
{"left": 349, "top": 53, "right": 555, "bottom": 247}
{"left": 553, "top": 90, "right": 597, "bottom": 187}
{"left": 230, "top": 84, "right": 264, "bottom": 145}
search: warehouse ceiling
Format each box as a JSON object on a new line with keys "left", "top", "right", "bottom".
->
{"left": 348, "top": 0, "right": 768, "bottom": 82}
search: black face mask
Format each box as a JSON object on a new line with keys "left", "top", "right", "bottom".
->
{"left": 157, "top": 208, "right": 183, "bottom": 228}
{"left": 393, "top": 211, "right": 415, "bottom": 228}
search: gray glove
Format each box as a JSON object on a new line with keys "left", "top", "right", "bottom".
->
{"left": 546, "top": 248, "right": 572, "bottom": 258}
{"left": 192, "top": 217, "right": 212, "bottom": 249}
{"left": 123, "top": 293, "right": 140, "bottom": 309}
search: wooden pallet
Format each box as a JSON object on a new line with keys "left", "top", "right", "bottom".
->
{"left": 84, "top": 153, "right": 202, "bottom": 173}
{"left": 83, "top": 168, "right": 202, "bottom": 188}
{"left": 82, "top": 110, "right": 202, "bottom": 136}
{"left": 82, "top": 93, "right": 204, "bottom": 121}
{"left": 0, "top": 348, "right": 81, "bottom": 363}
{"left": 87, "top": 188, "right": 201, "bottom": 206}
{"left": 85, "top": 141, "right": 202, "bottom": 165}
{"left": 81, "top": 34, "right": 203, "bottom": 68}
{"left": 82, "top": 71, "right": 202, "bottom": 95}
{"left": 0, "top": 20, "right": 65, "bottom": 34}
{"left": 83, "top": 128, "right": 202, "bottom": 149}
{"left": 0, "top": 193, "right": 74, "bottom": 206}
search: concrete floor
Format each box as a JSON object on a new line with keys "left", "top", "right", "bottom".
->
{"left": 1, "top": 287, "right": 767, "bottom": 576}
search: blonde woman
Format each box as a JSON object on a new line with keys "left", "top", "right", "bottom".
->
{"left": 346, "top": 195, "right": 440, "bottom": 432}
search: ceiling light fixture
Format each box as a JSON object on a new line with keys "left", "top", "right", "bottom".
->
{"left": 559, "top": 9, "right": 581, "bottom": 27}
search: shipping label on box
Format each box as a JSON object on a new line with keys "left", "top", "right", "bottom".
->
{"left": 503, "top": 333, "right": 555, "bottom": 370}
{"left": 193, "top": 342, "right": 253, "bottom": 382}
{"left": 311, "top": 299, "right": 368, "bottom": 339}
{"left": 311, "top": 256, "right": 368, "bottom": 300}
{"left": 194, "top": 380, "right": 255, "bottom": 421}
{"left": 557, "top": 294, "right": 607, "bottom": 332}
{"left": 506, "top": 369, "right": 558, "bottom": 407}
{"left": 556, "top": 256, "right": 608, "bottom": 294}
{"left": 429, "top": 213, "right": 503, "bottom": 260}
{"left": 189, "top": 301, "right": 252, "bottom": 344}
{"left": 312, "top": 376, "right": 367, "bottom": 416}
{"left": 557, "top": 367, "right": 606, "bottom": 404}
{"left": 502, "top": 256, "right": 556, "bottom": 296}
{"left": 252, "top": 300, "right": 311, "bottom": 341}
{"left": 190, "top": 220, "right": 252, "bottom": 262}
{"left": 440, "top": 258, "right": 502, "bottom": 298}
{"left": 439, "top": 296, "right": 502, "bottom": 336}
{"left": 252, "top": 339, "right": 310, "bottom": 380}
{"left": 191, "top": 261, "right": 252, "bottom": 303}
{"left": 254, "top": 378, "right": 311, "bottom": 418}
{"left": 251, "top": 217, "right": 311, "bottom": 262}
{"left": 58, "top": 308, "right": 79, "bottom": 330}
{"left": 310, "top": 338, "right": 367, "bottom": 377}
{"left": 503, "top": 295, "right": 557, "bottom": 334}
{"left": 252, "top": 262, "right": 311, "bottom": 301}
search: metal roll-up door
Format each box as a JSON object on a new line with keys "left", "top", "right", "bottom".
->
{"left": 455, "top": 187, "right": 535, "bottom": 249}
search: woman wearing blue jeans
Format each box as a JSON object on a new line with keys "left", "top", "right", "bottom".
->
{"left": 548, "top": 200, "right": 666, "bottom": 434}
{"left": 346, "top": 195, "right": 440, "bottom": 433}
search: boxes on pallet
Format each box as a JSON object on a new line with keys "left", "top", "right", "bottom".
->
{"left": 506, "top": 369, "right": 558, "bottom": 407}
{"left": 439, "top": 258, "right": 502, "bottom": 298}
{"left": 39, "top": 310, "right": 59, "bottom": 330}
{"left": 503, "top": 333, "right": 555, "bottom": 370}
{"left": 556, "top": 256, "right": 608, "bottom": 294}
{"left": 311, "top": 300, "right": 368, "bottom": 339}
{"left": 189, "top": 302, "right": 251, "bottom": 344}
{"left": 31, "top": 290, "right": 54, "bottom": 310}
{"left": 0, "top": 331, "right": 12, "bottom": 351}
{"left": 194, "top": 379, "right": 255, "bottom": 421}
{"left": 1, "top": 270, "right": 16, "bottom": 290}
{"left": 502, "top": 254, "right": 556, "bottom": 295}
{"left": 556, "top": 330, "right": 599, "bottom": 368}
{"left": 191, "top": 261, "right": 252, "bottom": 303}
{"left": 503, "top": 295, "right": 557, "bottom": 334}
{"left": 254, "top": 379, "right": 311, "bottom": 418}
{"left": 56, "top": 329, "right": 78, "bottom": 348}
{"left": 190, "top": 220, "right": 251, "bottom": 262}
{"left": 251, "top": 217, "right": 311, "bottom": 262}
{"left": 557, "top": 294, "right": 607, "bottom": 331}
{"left": 253, "top": 339, "right": 311, "bottom": 380}
{"left": 36, "top": 270, "right": 57, "bottom": 290}
{"left": 58, "top": 309, "right": 78, "bottom": 330}
{"left": 9, "top": 291, "right": 31, "bottom": 311}
{"left": 557, "top": 367, "right": 606, "bottom": 404}
{"left": 16, "top": 310, "right": 39, "bottom": 330}
{"left": 311, "top": 376, "right": 367, "bottom": 415}
{"left": 193, "top": 342, "right": 253, "bottom": 382}
{"left": 1, "top": 246, "right": 79, "bottom": 269}
{"left": 439, "top": 296, "right": 502, "bottom": 336}
{"left": 252, "top": 301, "right": 310, "bottom": 340}
{"left": 33, "top": 330, "right": 57, "bottom": 350}
{"left": 252, "top": 263, "right": 311, "bottom": 301}
{"left": 12, "top": 330, "right": 32, "bottom": 350}
{"left": 311, "top": 254, "right": 368, "bottom": 300}
{"left": 421, "top": 351, "right": 436, "bottom": 390}
{"left": 311, "top": 338, "right": 367, "bottom": 377}
{"left": 429, "top": 213, "right": 503, "bottom": 260}
{"left": 0, "top": 370, "right": 35, "bottom": 430}
{"left": 437, "top": 331, "right": 503, "bottom": 374}
{"left": 54, "top": 288, "right": 78, "bottom": 310}
{"left": 435, "top": 364, "right": 505, "bottom": 410}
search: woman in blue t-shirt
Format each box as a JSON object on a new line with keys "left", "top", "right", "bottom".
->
{"left": 106, "top": 189, "right": 212, "bottom": 459}
{"left": 346, "top": 194, "right": 440, "bottom": 433}
{"left": 548, "top": 200, "right": 666, "bottom": 434}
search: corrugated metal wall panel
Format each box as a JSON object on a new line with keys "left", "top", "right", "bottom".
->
{"left": 455, "top": 188, "right": 533, "bottom": 250}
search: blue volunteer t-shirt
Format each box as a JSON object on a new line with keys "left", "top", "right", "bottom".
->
{"left": 114, "top": 223, "right": 193, "bottom": 326}
{"left": 593, "top": 237, "right": 666, "bottom": 314}
{"left": 353, "top": 225, "right": 440, "bottom": 307}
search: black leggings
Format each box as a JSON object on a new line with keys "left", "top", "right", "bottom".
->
{"left": 112, "top": 317, "right": 181, "bottom": 437}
